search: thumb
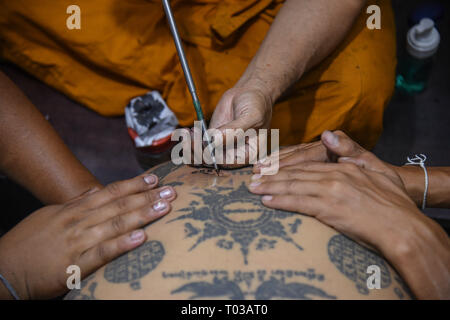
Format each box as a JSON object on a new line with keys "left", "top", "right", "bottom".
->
{"left": 338, "top": 152, "right": 386, "bottom": 173}
{"left": 321, "top": 130, "right": 365, "bottom": 159}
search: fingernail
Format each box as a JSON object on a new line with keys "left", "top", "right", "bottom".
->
{"left": 153, "top": 200, "right": 167, "bottom": 211}
{"left": 262, "top": 195, "right": 273, "bottom": 201}
{"left": 130, "top": 230, "right": 144, "bottom": 242}
{"left": 160, "top": 188, "right": 173, "bottom": 199}
{"left": 144, "top": 175, "right": 156, "bottom": 185}
{"left": 251, "top": 174, "right": 262, "bottom": 181}
{"left": 323, "top": 131, "right": 338, "bottom": 147}
{"left": 340, "top": 157, "right": 350, "bottom": 161}
{"left": 249, "top": 181, "right": 261, "bottom": 187}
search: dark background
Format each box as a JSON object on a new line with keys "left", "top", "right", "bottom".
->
{"left": 1, "top": 0, "right": 449, "bottom": 234}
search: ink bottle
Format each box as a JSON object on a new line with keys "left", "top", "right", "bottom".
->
{"left": 396, "top": 18, "right": 440, "bottom": 94}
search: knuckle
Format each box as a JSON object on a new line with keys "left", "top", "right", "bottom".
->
{"left": 111, "top": 215, "right": 126, "bottom": 234}
{"left": 90, "top": 225, "right": 106, "bottom": 240}
{"left": 115, "top": 197, "right": 129, "bottom": 211}
{"left": 96, "top": 244, "right": 109, "bottom": 262}
{"left": 328, "top": 179, "right": 342, "bottom": 191}
{"left": 359, "top": 151, "right": 376, "bottom": 164}
{"left": 69, "top": 224, "right": 84, "bottom": 241}
{"left": 106, "top": 182, "right": 122, "bottom": 197}
{"left": 286, "top": 180, "right": 298, "bottom": 191}
{"left": 254, "top": 107, "right": 265, "bottom": 120}
{"left": 333, "top": 130, "right": 349, "bottom": 140}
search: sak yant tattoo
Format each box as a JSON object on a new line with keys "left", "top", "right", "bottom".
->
{"left": 64, "top": 274, "right": 98, "bottom": 300}
{"left": 104, "top": 240, "right": 165, "bottom": 290}
{"left": 328, "top": 235, "right": 392, "bottom": 295}
{"left": 151, "top": 161, "right": 179, "bottom": 182}
{"left": 168, "top": 182, "right": 303, "bottom": 264}
{"left": 394, "top": 274, "right": 415, "bottom": 300}
{"left": 165, "top": 268, "right": 334, "bottom": 300}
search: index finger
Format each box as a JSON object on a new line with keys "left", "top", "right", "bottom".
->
{"left": 83, "top": 174, "right": 159, "bottom": 209}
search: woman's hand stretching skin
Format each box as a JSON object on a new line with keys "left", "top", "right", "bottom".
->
{"left": 0, "top": 173, "right": 176, "bottom": 299}
{"left": 254, "top": 130, "right": 450, "bottom": 209}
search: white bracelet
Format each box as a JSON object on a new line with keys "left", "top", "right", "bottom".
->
{"left": 404, "top": 154, "right": 428, "bottom": 210}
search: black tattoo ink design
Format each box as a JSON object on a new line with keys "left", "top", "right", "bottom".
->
{"left": 394, "top": 287, "right": 404, "bottom": 299}
{"left": 230, "top": 168, "right": 253, "bottom": 176}
{"left": 64, "top": 274, "right": 98, "bottom": 300}
{"left": 184, "top": 223, "right": 200, "bottom": 238}
{"left": 162, "top": 268, "right": 325, "bottom": 285}
{"left": 327, "top": 235, "right": 391, "bottom": 295}
{"left": 255, "top": 238, "right": 277, "bottom": 250}
{"left": 394, "top": 274, "right": 415, "bottom": 300}
{"left": 168, "top": 183, "right": 303, "bottom": 264}
{"left": 151, "top": 161, "right": 179, "bottom": 181}
{"left": 171, "top": 277, "right": 245, "bottom": 300}
{"left": 254, "top": 278, "right": 336, "bottom": 300}
{"left": 217, "top": 239, "right": 233, "bottom": 249}
{"left": 171, "top": 276, "right": 335, "bottom": 300}
{"left": 288, "top": 219, "right": 302, "bottom": 233}
{"left": 104, "top": 240, "right": 165, "bottom": 290}
{"left": 166, "top": 181, "right": 184, "bottom": 187}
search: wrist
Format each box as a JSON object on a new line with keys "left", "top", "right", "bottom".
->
{"left": 394, "top": 165, "right": 424, "bottom": 207}
{"left": 235, "top": 66, "right": 285, "bottom": 105}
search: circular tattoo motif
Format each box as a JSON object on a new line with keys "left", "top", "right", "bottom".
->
{"left": 211, "top": 193, "right": 274, "bottom": 231}
{"left": 104, "top": 240, "right": 165, "bottom": 290}
{"left": 169, "top": 183, "right": 303, "bottom": 265}
{"left": 328, "top": 235, "right": 391, "bottom": 294}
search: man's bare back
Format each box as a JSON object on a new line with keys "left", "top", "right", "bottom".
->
{"left": 65, "top": 162, "right": 411, "bottom": 300}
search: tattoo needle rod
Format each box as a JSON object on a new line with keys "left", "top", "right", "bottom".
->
{"left": 162, "top": 0, "right": 220, "bottom": 175}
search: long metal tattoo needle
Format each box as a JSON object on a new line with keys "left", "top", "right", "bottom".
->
{"left": 162, "top": 0, "right": 220, "bottom": 175}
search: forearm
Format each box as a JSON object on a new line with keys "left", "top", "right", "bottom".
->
{"left": 0, "top": 72, "right": 101, "bottom": 204}
{"left": 236, "top": 0, "right": 366, "bottom": 102}
{"left": 396, "top": 166, "right": 450, "bottom": 208}
{"left": 382, "top": 215, "right": 450, "bottom": 299}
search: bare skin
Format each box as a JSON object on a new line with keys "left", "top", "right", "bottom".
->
{"left": 66, "top": 163, "right": 409, "bottom": 300}
{"left": 0, "top": 71, "right": 101, "bottom": 204}
{"left": 250, "top": 131, "right": 450, "bottom": 299}
{"left": 208, "top": 0, "right": 366, "bottom": 166}
{"left": 0, "top": 173, "right": 177, "bottom": 299}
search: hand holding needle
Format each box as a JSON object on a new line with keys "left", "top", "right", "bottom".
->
{"left": 162, "top": 0, "right": 220, "bottom": 175}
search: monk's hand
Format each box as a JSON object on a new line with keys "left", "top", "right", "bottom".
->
{"left": 208, "top": 85, "right": 272, "bottom": 168}
{"left": 0, "top": 174, "right": 176, "bottom": 299}
{"left": 249, "top": 162, "right": 450, "bottom": 299}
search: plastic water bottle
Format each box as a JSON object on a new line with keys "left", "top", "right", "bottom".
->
{"left": 396, "top": 18, "right": 440, "bottom": 94}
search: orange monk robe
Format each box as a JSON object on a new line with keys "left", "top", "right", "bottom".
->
{"left": 0, "top": 0, "right": 396, "bottom": 148}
